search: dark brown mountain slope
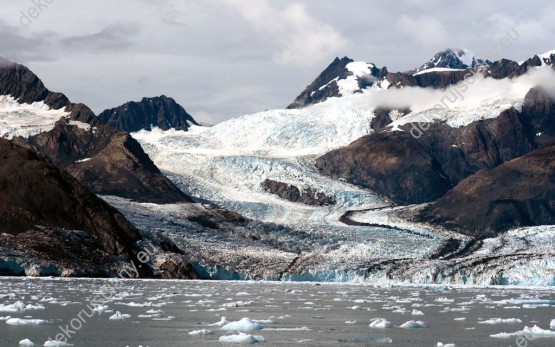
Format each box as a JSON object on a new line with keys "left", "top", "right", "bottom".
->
{"left": 0, "top": 138, "right": 148, "bottom": 275}
{"left": 419, "top": 144, "right": 555, "bottom": 237}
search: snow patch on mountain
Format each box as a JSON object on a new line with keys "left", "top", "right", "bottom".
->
{"left": 413, "top": 67, "right": 465, "bottom": 76}
{"left": 0, "top": 95, "right": 70, "bottom": 139}
{"left": 337, "top": 62, "right": 376, "bottom": 96}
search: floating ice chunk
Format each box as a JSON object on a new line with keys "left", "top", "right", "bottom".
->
{"left": 146, "top": 309, "right": 163, "bottom": 314}
{"left": 109, "top": 311, "right": 131, "bottom": 320}
{"left": 369, "top": 318, "right": 395, "bottom": 328}
{"left": 209, "top": 316, "right": 230, "bottom": 327}
{"left": 6, "top": 318, "right": 51, "bottom": 325}
{"left": 152, "top": 316, "right": 175, "bottom": 321}
{"left": 93, "top": 304, "right": 112, "bottom": 313}
{"left": 25, "top": 304, "right": 45, "bottom": 310}
{"left": 189, "top": 329, "right": 214, "bottom": 336}
{"left": 222, "top": 301, "right": 253, "bottom": 308}
{"left": 411, "top": 309, "right": 424, "bottom": 316}
{"left": 221, "top": 317, "right": 264, "bottom": 332}
{"left": 0, "top": 316, "right": 11, "bottom": 321}
{"left": 236, "top": 292, "right": 251, "bottom": 296}
{"left": 454, "top": 317, "right": 466, "bottom": 321}
{"left": 440, "top": 307, "right": 470, "bottom": 313}
{"left": 435, "top": 297, "right": 454, "bottom": 303}
{"left": 551, "top": 319, "right": 555, "bottom": 329}
{"left": 345, "top": 320, "right": 356, "bottom": 324}
{"left": 400, "top": 320, "right": 428, "bottom": 329}
{"left": 219, "top": 332, "right": 265, "bottom": 343}
{"left": 0, "top": 301, "right": 25, "bottom": 312}
{"left": 437, "top": 343, "right": 456, "bottom": 347}
{"left": 19, "top": 339, "right": 35, "bottom": 346}
{"left": 490, "top": 325, "right": 555, "bottom": 338}
{"left": 43, "top": 340, "right": 74, "bottom": 347}
{"left": 479, "top": 318, "right": 522, "bottom": 325}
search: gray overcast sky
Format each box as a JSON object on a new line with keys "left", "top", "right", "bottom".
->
{"left": 1, "top": 0, "right": 554, "bottom": 124}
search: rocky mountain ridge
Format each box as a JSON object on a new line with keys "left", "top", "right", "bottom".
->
{"left": 98, "top": 95, "right": 198, "bottom": 133}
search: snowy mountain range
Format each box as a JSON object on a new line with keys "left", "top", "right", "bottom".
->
{"left": 0, "top": 49, "right": 554, "bottom": 285}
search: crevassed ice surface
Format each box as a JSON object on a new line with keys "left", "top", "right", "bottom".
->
{"left": 129, "top": 96, "right": 449, "bottom": 280}
{"left": 0, "top": 95, "right": 70, "bottom": 139}
{"left": 128, "top": 71, "right": 555, "bottom": 284}
{"left": 132, "top": 97, "right": 388, "bottom": 224}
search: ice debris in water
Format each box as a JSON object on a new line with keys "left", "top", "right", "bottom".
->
{"left": 369, "top": 318, "right": 395, "bottom": 328}
{"left": 189, "top": 329, "right": 214, "bottom": 336}
{"left": 219, "top": 332, "right": 265, "bottom": 344}
{"left": 400, "top": 320, "right": 428, "bottom": 329}
{"left": 221, "top": 317, "right": 264, "bottom": 332}
{"left": 109, "top": 311, "right": 132, "bottom": 320}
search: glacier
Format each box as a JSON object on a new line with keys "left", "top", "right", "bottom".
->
{"left": 120, "top": 71, "right": 555, "bottom": 285}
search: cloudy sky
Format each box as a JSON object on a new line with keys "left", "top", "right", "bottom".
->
{"left": 1, "top": 0, "right": 554, "bottom": 123}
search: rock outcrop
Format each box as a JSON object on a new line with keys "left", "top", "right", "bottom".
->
{"left": 262, "top": 179, "right": 336, "bottom": 206}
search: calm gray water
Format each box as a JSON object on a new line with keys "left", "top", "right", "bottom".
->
{"left": 0, "top": 278, "right": 554, "bottom": 346}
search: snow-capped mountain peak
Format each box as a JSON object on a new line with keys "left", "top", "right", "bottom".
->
{"left": 414, "top": 48, "right": 490, "bottom": 73}
{"left": 288, "top": 57, "right": 388, "bottom": 108}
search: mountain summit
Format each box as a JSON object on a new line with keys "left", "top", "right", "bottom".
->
{"left": 413, "top": 48, "right": 490, "bottom": 73}
{"left": 98, "top": 95, "right": 198, "bottom": 133}
{"left": 287, "top": 57, "right": 388, "bottom": 108}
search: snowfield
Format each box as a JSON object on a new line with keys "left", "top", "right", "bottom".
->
{"left": 0, "top": 95, "right": 70, "bottom": 139}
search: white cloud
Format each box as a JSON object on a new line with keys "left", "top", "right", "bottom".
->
{"left": 397, "top": 15, "right": 448, "bottom": 47}
{"left": 347, "top": 67, "right": 555, "bottom": 113}
{"left": 214, "top": 0, "right": 346, "bottom": 66}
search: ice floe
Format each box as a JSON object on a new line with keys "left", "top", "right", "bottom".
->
{"left": 219, "top": 332, "right": 265, "bottom": 343}
{"left": 478, "top": 318, "right": 522, "bottom": 324}
{"left": 221, "top": 317, "right": 264, "bottom": 332}
{"left": 6, "top": 318, "right": 51, "bottom": 325}
{"left": 490, "top": 325, "right": 555, "bottom": 338}
{"left": 188, "top": 329, "right": 214, "bottom": 336}
{"left": 109, "top": 311, "right": 132, "bottom": 320}
{"left": 369, "top": 318, "right": 395, "bottom": 328}
{"left": 400, "top": 320, "right": 428, "bottom": 329}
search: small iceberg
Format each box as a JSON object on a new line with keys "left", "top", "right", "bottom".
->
{"left": 6, "top": 318, "right": 51, "bottom": 325}
{"left": 221, "top": 317, "right": 264, "bottom": 332}
{"left": 43, "top": 340, "right": 74, "bottom": 347}
{"left": 209, "top": 316, "right": 230, "bottom": 327}
{"left": 490, "top": 325, "right": 555, "bottom": 338}
{"left": 369, "top": 318, "right": 395, "bottom": 329}
{"left": 109, "top": 311, "right": 131, "bottom": 320}
{"left": 219, "top": 332, "right": 265, "bottom": 344}
{"left": 19, "top": 339, "right": 35, "bottom": 346}
{"left": 400, "top": 320, "right": 428, "bottom": 329}
{"left": 189, "top": 329, "right": 214, "bottom": 336}
{"left": 478, "top": 318, "right": 522, "bottom": 325}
